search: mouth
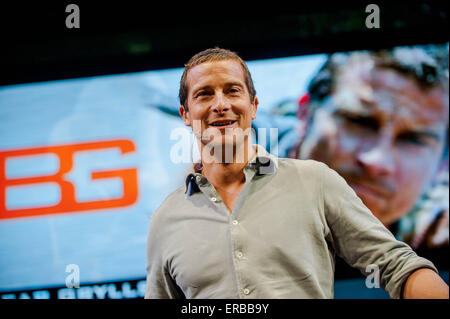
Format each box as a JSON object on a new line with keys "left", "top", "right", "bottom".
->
{"left": 207, "top": 119, "right": 237, "bottom": 129}
{"left": 349, "top": 181, "right": 393, "bottom": 200}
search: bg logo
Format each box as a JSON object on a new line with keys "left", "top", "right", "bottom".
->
{"left": 0, "top": 139, "right": 138, "bottom": 220}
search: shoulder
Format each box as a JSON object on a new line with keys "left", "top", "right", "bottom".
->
{"left": 269, "top": 157, "right": 330, "bottom": 191}
{"left": 275, "top": 158, "right": 349, "bottom": 192}
{"left": 279, "top": 157, "right": 343, "bottom": 180}
{"left": 150, "top": 185, "right": 186, "bottom": 225}
{"left": 276, "top": 157, "right": 327, "bottom": 176}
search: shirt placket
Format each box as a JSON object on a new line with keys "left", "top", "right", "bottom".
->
{"left": 229, "top": 167, "right": 257, "bottom": 298}
{"left": 194, "top": 167, "right": 258, "bottom": 298}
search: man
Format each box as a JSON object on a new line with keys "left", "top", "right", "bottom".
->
{"left": 288, "top": 46, "right": 449, "bottom": 271}
{"left": 145, "top": 47, "right": 448, "bottom": 299}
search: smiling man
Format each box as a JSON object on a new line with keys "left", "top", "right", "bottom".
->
{"left": 145, "top": 48, "right": 448, "bottom": 299}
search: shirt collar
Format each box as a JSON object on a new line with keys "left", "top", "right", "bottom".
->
{"left": 184, "top": 144, "right": 278, "bottom": 196}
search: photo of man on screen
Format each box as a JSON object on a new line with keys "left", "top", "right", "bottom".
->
{"left": 287, "top": 45, "right": 449, "bottom": 272}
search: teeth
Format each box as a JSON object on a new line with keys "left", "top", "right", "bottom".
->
{"left": 211, "top": 121, "right": 234, "bottom": 126}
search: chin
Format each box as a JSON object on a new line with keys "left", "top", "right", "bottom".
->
{"left": 368, "top": 207, "right": 400, "bottom": 227}
{"left": 202, "top": 134, "right": 231, "bottom": 148}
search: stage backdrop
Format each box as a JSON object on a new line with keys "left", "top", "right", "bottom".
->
{"left": 0, "top": 48, "right": 448, "bottom": 299}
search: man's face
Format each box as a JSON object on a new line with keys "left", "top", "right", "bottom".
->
{"left": 300, "top": 60, "right": 449, "bottom": 226}
{"left": 179, "top": 60, "right": 258, "bottom": 154}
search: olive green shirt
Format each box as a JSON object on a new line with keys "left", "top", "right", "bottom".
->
{"left": 145, "top": 145, "right": 437, "bottom": 299}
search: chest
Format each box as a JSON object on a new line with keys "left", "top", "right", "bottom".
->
{"left": 164, "top": 189, "right": 329, "bottom": 296}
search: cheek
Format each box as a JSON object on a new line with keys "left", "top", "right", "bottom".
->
{"left": 303, "top": 117, "right": 360, "bottom": 164}
{"left": 387, "top": 143, "right": 445, "bottom": 221}
{"left": 393, "top": 153, "right": 436, "bottom": 193}
{"left": 188, "top": 114, "right": 207, "bottom": 137}
{"left": 387, "top": 152, "right": 439, "bottom": 214}
{"left": 190, "top": 110, "right": 208, "bottom": 124}
{"left": 234, "top": 104, "right": 254, "bottom": 125}
{"left": 389, "top": 171, "right": 423, "bottom": 219}
{"left": 331, "top": 131, "right": 362, "bottom": 161}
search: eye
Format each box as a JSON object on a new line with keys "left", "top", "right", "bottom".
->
{"left": 195, "top": 91, "right": 211, "bottom": 98}
{"left": 227, "top": 87, "right": 241, "bottom": 94}
{"left": 396, "top": 132, "right": 429, "bottom": 146}
{"left": 337, "top": 111, "right": 379, "bottom": 131}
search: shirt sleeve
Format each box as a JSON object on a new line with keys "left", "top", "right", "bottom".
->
{"left": 144, "top": 213, "right": 185, "bottom": 299}
{"left": 319, "top": 162, "right": 438, "bottom": 299}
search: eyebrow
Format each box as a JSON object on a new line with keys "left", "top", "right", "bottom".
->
{"left": 224, "top": 82, "right": 245, "bottom": 89}
{"left": 192, "top": 82, "right": 245, "bottom": 96}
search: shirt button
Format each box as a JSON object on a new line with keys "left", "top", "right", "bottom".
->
{"left": 232, "top": 220, "right": 238, "bottom": 226}
{"left": 236, "top": 251, "right": 243, "bottom": 258}
{"left": 211, "top": 197, "right": 217, "bottom": 202}
{"left": 243, "top": 288, "right": 250, "bottom": 295}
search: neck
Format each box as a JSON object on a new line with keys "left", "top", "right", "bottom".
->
{"left": 199, "top": 140, "right": 256, "bottom": 188}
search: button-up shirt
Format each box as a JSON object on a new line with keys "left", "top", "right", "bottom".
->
{"left": 145, "top": 145, "right": 437, "bottom": 299}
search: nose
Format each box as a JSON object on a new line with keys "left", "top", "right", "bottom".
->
{"left": 211, "top": 92, "right": 230, "bottom": 113}
{"left": 356, "top": 132, "right": 395, "bottom": 178}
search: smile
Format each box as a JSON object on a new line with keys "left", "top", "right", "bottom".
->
{"left": 208, "top": 120, "right": 237, "bottom": 128}
{"left": 349, "top": 181, "right": 393, "bottom": 199}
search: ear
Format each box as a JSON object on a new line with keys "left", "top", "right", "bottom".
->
{"left": 179, "top": 105, "right": 191, "bottom": 126}
{"left": 251, "top": 97, "right": 259, "bottom": 120}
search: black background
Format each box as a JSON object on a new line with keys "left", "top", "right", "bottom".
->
{"left": 0, "top": 1, "right": 448, "bottom": 86}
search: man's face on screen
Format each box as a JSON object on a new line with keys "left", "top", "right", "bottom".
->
{"left": 179, "top": 60, "right": 257, "bottom": 152}
{"left": 300, "top": 59, "right": 449, "bottom": 226}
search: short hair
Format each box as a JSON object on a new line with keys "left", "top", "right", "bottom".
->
{"left": 179, "top": 47, "right": 256, "bottom": 110}
{"left": 305, "top": 44, "right": 449, "bottom": 159}
{"left": 307, "top": 45, "right": 449, "bottom": 106}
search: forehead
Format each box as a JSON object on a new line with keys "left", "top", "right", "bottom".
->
{"left": 332, "top": 61, "right": 449, "bottom": 128}
{"left": 186, "top": 60, "right": 246, "bottom": 91}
